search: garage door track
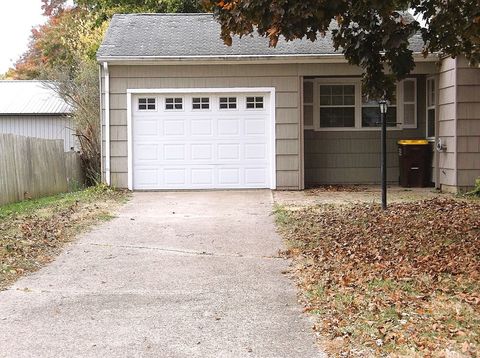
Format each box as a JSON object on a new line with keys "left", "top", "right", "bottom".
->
{"left": 0, "top": 190, "right": 323, "bottom": 357}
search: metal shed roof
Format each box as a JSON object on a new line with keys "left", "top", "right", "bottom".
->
{"left": 0, "top": 81, "right": 72, "bottom": 115}
{"left": 97, "top": 13, "right": 426, "bottom": 61}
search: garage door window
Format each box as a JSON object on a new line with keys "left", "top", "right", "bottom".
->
{"left": 138, "top": 98, "right": 156, "bottom": 111}
{"left": 219, "top": 97, "right": 237, "bottom": 109}
{"left": 192, "top": 97, "right": 210, "bottom": 110}
{"left": 165, "top": 97, "right": 183, "bottom": 110}
{"left": 246, "top": 96, "right": 264, "bottom": 109}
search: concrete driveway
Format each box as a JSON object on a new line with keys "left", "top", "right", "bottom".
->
{"left": 0, "top": 191, "right": 324, "bottom": 358}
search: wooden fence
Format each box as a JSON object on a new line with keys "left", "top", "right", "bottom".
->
{"left": 0, "top": 134, "right": 84, "bottom": 205}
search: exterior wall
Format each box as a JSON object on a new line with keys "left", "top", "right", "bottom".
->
{"left": 100, "top": 61, "right": 438, "bottom": 189}
{"left": 0, "top": 114, "right": 76, "bottom": 152}
{"left": 437, "top": 57, "right": 457, "bottom": 188}
{"left": 304, "top": 75, "right": 430, "bottom": 185}
{"left": 437, "top": 56, "right": 480, "bottom": 192}
{"left": 102, "top": 64, "right": 302, "bottom": 189}
{"left": 455, "top": 57, "right": 480, "bottom": 190}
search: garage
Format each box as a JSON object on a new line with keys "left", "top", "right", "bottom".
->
{"left": 128, "top": 89, "right": 276, "bottom": 190}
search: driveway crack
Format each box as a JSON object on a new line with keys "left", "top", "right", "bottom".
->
{"left": 83, "top": 243, "right": 283, "bottom": 260}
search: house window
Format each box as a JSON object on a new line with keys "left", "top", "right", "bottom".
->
{"left": 311, "top": 78, "right": 415, "bottom": 131}
{"left": 319, "top": 84, "right": 356, "bottom": 128}
{"left": 138, "top": 97, "right": 156, "bottom": 111}
{"left": 219, "top": 97, "right": 237, "bottom": 109}
{"left": 426, "top": 77, "right": 436, "bottom": 139}
{"left": 402, "top": 78, "right": 417, "bottom": 128}
{"left": 192, "top": 97, "right": 209, "bottom": 110}
{"left": 361, "top": 92, "right": 397, "bottom": 128}
{"left": 165, "top": 97, "right": 183, "bottom": 110}
{"left": 246, "top": 96, "right": 264, "bottom": 109}
{"left": 303, "top": 80, "right": 314, "bottom": 129}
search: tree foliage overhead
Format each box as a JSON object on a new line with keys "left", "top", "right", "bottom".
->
{"left": 75, "top": 0, "right": 202, "bottom": 20}
{"left": 204, "top": 0, "right": 480, "bottom": 99}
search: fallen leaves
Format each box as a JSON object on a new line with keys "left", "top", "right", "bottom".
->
{"left": 276, "top": 197, "right": 480, "bottom": 357}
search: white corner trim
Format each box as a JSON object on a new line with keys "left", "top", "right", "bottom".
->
{"left": 126, "top": 87, "right": 277, "bottom": 190}
{"left": 127, "top": 92, "right": 133, "bottom": 190}
{"left": 103, "top": 62, "right": 111, "bottom": 186}
{"left": 269, "top": 88, "right": 277, "bottom": 190}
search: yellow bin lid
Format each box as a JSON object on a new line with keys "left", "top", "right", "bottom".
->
{"left": 398, "top": 139, "right": 429, "bottom": 145}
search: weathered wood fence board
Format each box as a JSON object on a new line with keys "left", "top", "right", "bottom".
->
{"left": 0, "top": 134, "right": 84, "bottom": 205}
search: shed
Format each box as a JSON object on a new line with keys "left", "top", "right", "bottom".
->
{"left": 0, "top": 81, "right": 76, "bottom": 151}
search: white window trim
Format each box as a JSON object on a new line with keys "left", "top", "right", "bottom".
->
{"left": 219, "top": 96, "right": 238, "bottom": 110}
{"left": 245, "top": 95, "right": 265, "bottom": 110}
{"left": 426, "top": 76, "right": 436, "bottom": 140}
{"left": 312, "top": 78, "right": 417, "bottom": 131}
{"left": 192, "top": 96, "right": 211, "bottom": 111}
{"left": 138, "top": 97, "right": 158, "bottom": 112}
{"left": 165, "top": 96, "right": 184, "bottom": 111}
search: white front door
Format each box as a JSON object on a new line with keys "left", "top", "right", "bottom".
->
{"left": 131, "top": 91, "right": 274, "bottom": 190}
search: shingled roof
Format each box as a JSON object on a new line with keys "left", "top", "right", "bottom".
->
{"left": 97, "top": 13, "right": 426, "bottom": 60}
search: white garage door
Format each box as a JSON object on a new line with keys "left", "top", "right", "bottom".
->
{"left": 131, "top": 91, "right": 274, "bottom": 190}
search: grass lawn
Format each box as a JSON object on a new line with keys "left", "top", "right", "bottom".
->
{"left": 0, "top": 185, "right": 129, "bottom": 290}
{"left": 275, "top": 197, "right": 480, "bottom": 357}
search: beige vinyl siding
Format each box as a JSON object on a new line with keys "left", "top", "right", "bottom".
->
{"left": 304, "top": 75, "right": 428, "bottom": 185}
{"left": 103, "top": 64, "right": 302, "bottom": 189}
{"left": 437, "top": 57, "right": 458, "bottom": 188}
{"left": 455, "top": 56, "right": 480, "bottom": 189}
{"left": 0, "top": 115, "right": 76, "bottom": 152}
{"left": 101, "top": 61, "right": 438, "bottom": 189}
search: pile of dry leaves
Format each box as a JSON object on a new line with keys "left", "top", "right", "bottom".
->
{"left": 276, "top": 198, "right": 480, "bottom": 357}
{"left": 0, "top": 188, "right": 127, "bottom": 289}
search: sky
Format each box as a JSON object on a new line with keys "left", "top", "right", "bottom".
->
{"left": 0, "top": 0, "right": 47, "bottom": 74}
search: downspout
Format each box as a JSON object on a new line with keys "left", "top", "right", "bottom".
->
{"left": 103, "top": 62, "right": 111, "bottom": 186}
{"left": 98, "top": 64, "right": 103, "bottom": 182}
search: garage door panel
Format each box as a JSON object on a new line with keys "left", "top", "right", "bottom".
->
{"left": 135, "top": 120, "right": 158, "bottom": 136}
{"left": 218, "top": 118, "right": 240, "bottom": 135}
{"left": 191, "top": 144, "right": 213, "bottom": 160}
{"left": 132, "top": 92, "right": 272, "bottom": 189}
{"left": 163, "top": 168, "right": 186, "bottom": 185}
{"left": 135, "top": 144, "right": 159, "bottom": 161}
{"left": 245, "top": 167, "right": 267, "bottom": 184}
{"left": 163, "top": 120, "right": 185, "bottom": 136}
{"left": 245, "top": 143, "right": 267, "bottom": 160}
{"left": 218, "top": 168, "right": 240, "bottom": 185}
{"left": 217, "top": 143, "right": 240, "bottom": 160}
{"left": 244, "top": 118, "right": 267, "bottom": 135}
{"left": 191, "top": 119, "right": 213, "bottom": 136}
{"left": 135, "top": 169, "right": 158, "bottom": 187}
{"left": 191, "top": 168, "right": 214, "bottom": 185}
{"left": 163, "top": 144, "right": 186, "bottom": 160}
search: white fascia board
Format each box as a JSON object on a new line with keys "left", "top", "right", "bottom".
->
{"left": 127, "top": 87, "right": 276, "bottom": 95}
{"left": 97, "top": 53, "right": 438, "bottom": 65}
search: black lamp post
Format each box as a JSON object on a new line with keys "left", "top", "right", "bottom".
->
{"left": 379, "top": 99, "right": 388, "bottom": 210}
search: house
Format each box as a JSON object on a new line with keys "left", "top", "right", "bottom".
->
{"left": 0, "top": 81, "right": 76, "bottom": 152}
{"left": 96, "top": 13, "right": 480, "bottom": 192}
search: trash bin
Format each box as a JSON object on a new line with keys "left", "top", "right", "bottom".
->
{"left": 398, "top": 140, "right": 432, "bottom": 187}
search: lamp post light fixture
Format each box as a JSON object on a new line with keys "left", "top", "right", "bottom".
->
{"left": 379, "top": 99, "right": 388, "bottom": 210}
